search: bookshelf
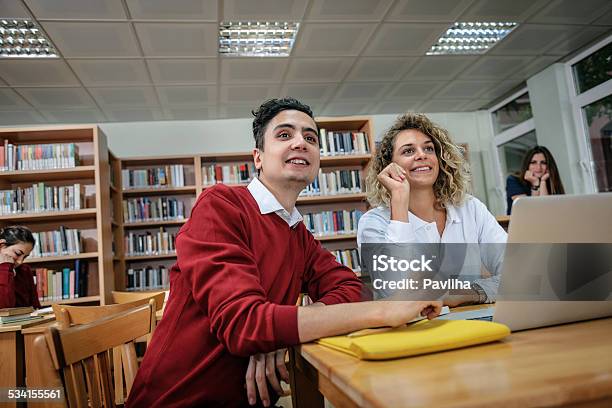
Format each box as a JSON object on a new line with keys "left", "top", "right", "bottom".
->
{"left": 110, "top": 116, "right": 374, "bottom": 290}
{"left": 0, "top": 125, "right": 114, "bottom": 305}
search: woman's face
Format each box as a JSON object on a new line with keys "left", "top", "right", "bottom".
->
{"left": 528, "top": 152, "right": 548, "bottom": 178}
{"left": 392, "top": 129, "right": 440, "bottom": 189}
{"left": 0, "top": 241, "right": 34, "bottom": 265}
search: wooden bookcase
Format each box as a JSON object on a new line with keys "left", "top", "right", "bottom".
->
{"left": 111, "top": 116, "right": 374, "bottom": 290}
{"left": 0, "top": 125, "right": 114, "bottom": 305}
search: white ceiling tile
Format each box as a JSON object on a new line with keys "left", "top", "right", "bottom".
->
{"left": 0, "top": 0, "right": 32, "bottom": 18}
{"left": 68, "top": 59, "right": 151, "bottom": 86}
{"left": 40, "top": 109, "right": 106, "bottom": 123}
{"left": 126, "top": 0, "right": 217, "bottom": 20}
{"left": 321, "top": 101, "right": 373, "bottom": 116}
{"left": 459, "top": 0, "right": 550, "bottom": 23}
{"left": 0, "top": 60, "right": 80, "bottom": 86}
{"left": 25, "top": 0, "right": 127, "bottom": 19}
{"left": 0, "top": 110, "right": 45, "bottom": 125}
{"left": 363, "top": 23, "right": 447, "bottom": 56}
{"left": 332, "top": 82, "right": 394, "bottom": 102}
{"left": 219, "top": 104, "right": 257, "bottom": 119}
{"left": 508, "top": 56, "right": 559, "bottom": 79}
{"left": 280, "top": 83, "right": 337, "bottom": 106}
{"left": 371, "top": 100, "right": 423, "bottom": 114}
{"left": 42, "top": 22, "right": 140, "bottom": 57}
{"left": 404, "top": 56, "right": 478, "bottom": 80}
{"left": 147, "top": 59, "right": 217, "bottom": 85}
{"left": 16, "top": 87, "right": 96, "bottom": 108}
{"left": 593, "top": 8, "right": 612, "bottom": 25}
{"left": 387, "top": 81, "right": 447, "bottom": 100}
{"left": 88, "top": 87, "right": 159, "bottom": 107}
{"left": 156, "top": 85, "right": 217, "bottom": 106}
{"left": 489, "top": 24, "right": 584, "bottom": 56}
{"left": 545, "top": 26, "right": 611, "bottom": 56}
{"left": 220, "top": 58, "right": 288, "bottom": 84}
{"left": 135, "top": 23, "right": 218, "bottom": 57}
{"left": 459, "top": 99, "right": 490, "bottom": 111}
{"left": 0, "top": 88, "right": 31, "bottom": 110}
{"left": 476, "top": 80, "right": 522, "bottom": 100}
{"left": 306, "top": 0, "right": 393, "bottom": 21}
{"left": 164, "top": 106, "right": 216, "bottom": 120}
{"left": 293, "top": 23, "right": 377, "bottom": 57}
{"left": 433, "top": 80, "right": 498, "bottom": 99}
{"left": 387, "top": 0, "right": 474, "bottom": 22}
{"left": 346, "top": 57, "right": 418, "bottom": 81}
{"left": 220, "top": 85, "right": 279, "bottom": 103}
{"left": 223, "top": 0, "right": 308, "bottom": 21}
{"left": 419, "top": 99, "right": 471, "bottom": 112}
{"left": 528, "top": 0, "right": 612, "bottom": 24}
{"left": 285, "top": 57, "right": 355, "bottom": 83}
{"left": 458, "top": 56, "right": 534, "bottom": 80}
{"left": 104, "top": 107, "right": 164, "bottom": 122}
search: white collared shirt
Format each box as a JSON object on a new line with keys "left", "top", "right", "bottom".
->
{"left": 247, "top": 177, "right": 303, "bottom": 228}
{"left": 357, "top": 195, "right": 507, "bottom": 301}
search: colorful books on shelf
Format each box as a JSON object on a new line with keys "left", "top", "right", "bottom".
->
{"left": 127, "top": 265, "right": 169, "bottom": 291}
{"left": 125, "top": 227, "right": 177, "bottom": 256}
{"left": 202, "top": 162, "right": 256, "bottom": 186}
{"left": 122, "top": 165, "right": 185, "bottom": 190}
{"left": 123, "top": 196, "right": 185, "bottom": 223}
{"left": 301, "top": 169, "right": 362, "bottom": 196}
{"left": 34, "top": 260, "right": 88, "bottom": 302}
{"left": 0, "top": 142, "right": 79, "bottom": 171}
{"left": 303, "top": 209, "right": 363, "bottom": 237}
{"left": 331, "top": 248, "right": 361, "bottom": 275}
{"left": 30, "top": 227, "right": 83, "bottom": 258}
{"left": 318, "top": 129, "right": 370, "bottom": 156}
{"left": 0, "top": 183, "right": 83, "bottom": 215}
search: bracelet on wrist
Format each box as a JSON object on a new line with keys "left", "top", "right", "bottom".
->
{"left": 531, "top": 184, "right": 540, "bottom": 191}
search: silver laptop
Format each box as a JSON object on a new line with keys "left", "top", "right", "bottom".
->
{"left": 442, "top": 193, "right": 612, "bottom": 331}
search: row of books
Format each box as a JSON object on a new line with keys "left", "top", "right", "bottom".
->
{"left": 29, "top": 227, "right": 83, "bottom": 258}
{"left": 319, "top": 129, "right": 370, "bottom": 156}
{"left": 0, "top": 183, "right": 83, "bottom": 215}
{"left": 202, "top": 162, "right": 256, "bottom": 186}
{"left": 34, "top": 260, "right": 88, "bottom": 301}
{"left": 123, "top": 197, "right": 186, "bottom": 224}
{"left": 122, "top": 165, "right": 186, "bottom": 190}
{"left": 124, "top": 228, "right": 176, "bottom": 256}
{"left": 301, "top": 169, "right": 362, "bottom": 196}
{"left": 0, "top": 142, "right": 79, "bottom": 171}
{"left": 331, "top": 248, "right": 361, "bottom": 274}
{"left": 126, "top": 265, "right": 169, "bottom": 291}
{"left": 303, "top": 210, "right": 364, "bottom": 237}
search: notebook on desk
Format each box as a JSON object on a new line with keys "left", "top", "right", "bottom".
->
{"left": 441, "top": 194, "right": 612, "bottom": 331}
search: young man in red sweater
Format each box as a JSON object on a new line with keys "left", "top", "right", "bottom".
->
{"left": 127, "top": 98, "right": 441, "bottom": 408}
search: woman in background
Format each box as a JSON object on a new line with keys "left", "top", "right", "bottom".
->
{"left": 0, "top": 225, "right": 40, "bottom": 309}
{"left": 357, "top": 113, "right": 506, "bottom": 307}
{"left": 505, "top": 145, "right": 565, "bottom": 215}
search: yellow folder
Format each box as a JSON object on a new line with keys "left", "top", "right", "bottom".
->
{"left": 317, "top": 319, "right": 510, "bottom": 360}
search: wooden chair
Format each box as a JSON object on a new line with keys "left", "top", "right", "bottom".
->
{"left": 111, "top": 290, "right": 168, "bottom": 318}
{"left": 34, "top": 304, "right": 154, "bottom": 408}
{"left": 51, "top": 296, "right": 162, "bottom": 406}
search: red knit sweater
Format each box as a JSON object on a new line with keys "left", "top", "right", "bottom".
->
{"left": 0, "top": 262, "right": 41, "bottom": 309}
{"left": 127, "top": 185, "right": 364, "bottom": 407}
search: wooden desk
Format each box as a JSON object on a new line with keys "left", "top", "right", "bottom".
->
{"left": 290, "top": 317, "right": 612, "bottom": 408}
{"left": 0, "top": 317, "right": 55, "bottom": 408}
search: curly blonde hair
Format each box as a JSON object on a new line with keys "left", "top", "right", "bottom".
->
{"left": 366, "top": 113, "right": 471, "bottom": 208}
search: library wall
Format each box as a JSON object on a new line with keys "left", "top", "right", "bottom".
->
{"left": 101, "top": 111, "right": 494, "bottom": 207}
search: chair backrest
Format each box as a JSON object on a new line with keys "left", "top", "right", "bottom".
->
{"left": 45, "top": 304, "right": 153, "bottom": 408}
{"left": 111, "top": 290, "right": 167, "bottom": 312}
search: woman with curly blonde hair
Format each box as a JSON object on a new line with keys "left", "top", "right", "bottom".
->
{"left": 357, "top": 113, "right": 506, "bottom": 306}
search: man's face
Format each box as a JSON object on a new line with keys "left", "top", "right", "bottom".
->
{"left": 253, "top": 109, "right": 320, "bottom": 189}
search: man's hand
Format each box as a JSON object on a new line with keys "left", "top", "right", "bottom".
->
{"left": 245, "top": 349, "right": 289, "bottom": 407}
{"left": 382, "top": 300, "right": 443, "bottom": 327}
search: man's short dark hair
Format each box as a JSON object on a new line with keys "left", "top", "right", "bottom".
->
{"left": 252, "top": 98, "right": 315, "bottom": 150}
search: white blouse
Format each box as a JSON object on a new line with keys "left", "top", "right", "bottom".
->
{"left": 357, "top": 195, "right": 507, "bottom": 302}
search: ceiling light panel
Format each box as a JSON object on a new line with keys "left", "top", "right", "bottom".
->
{"left": 427, "top": 22, "right": 517, "bottom": 55}
{"left": 0, "top": 19, "right": 58, "bottom": 58}
{"left": 219, "top": 21, "right": 299, "bottom": 57}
